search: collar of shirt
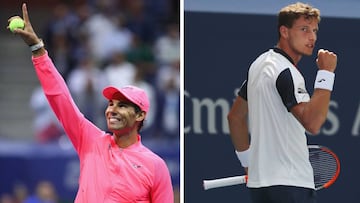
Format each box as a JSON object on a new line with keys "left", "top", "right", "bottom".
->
{"left": 109, "top": 134, "right": 142, "bottom": 151}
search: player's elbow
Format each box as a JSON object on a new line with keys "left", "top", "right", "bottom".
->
{"left": 227, "top": 110, "right": 245, "bottom": 125}
{"left": 303, "top": 121, "right": 323, "bottom": 135}
{"left": 296, "top": 110, "right": 326, "bottom": 135}
{"left": 305, "top": 126, "right": 320, "bottom": 135}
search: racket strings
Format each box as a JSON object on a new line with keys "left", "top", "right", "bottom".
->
{"left": 309, "top": 149, "right": 339, "bottom": 188}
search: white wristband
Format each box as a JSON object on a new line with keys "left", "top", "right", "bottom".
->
{"left": 30, "top": 40, "right": 44, "bottom": 52}
{"left": 314, "top": 70, "right": 335, "bottom": 91}
{"left": 235, "top": 148, "right": 250, "bottom": 167}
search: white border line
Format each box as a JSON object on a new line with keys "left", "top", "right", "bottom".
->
{"left": 180, "top": 0, "right": 184, "bottom": 202}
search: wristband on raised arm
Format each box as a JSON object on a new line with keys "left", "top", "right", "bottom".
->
{"left": 314, "top": 70, "right": 335, "bottom": 91}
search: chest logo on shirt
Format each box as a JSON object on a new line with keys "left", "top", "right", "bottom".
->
{"left": 297, "top": 87, "right": 307, "bottom": 94}
{"left": 132, "top": 163, "right": 142, "bottom": 168}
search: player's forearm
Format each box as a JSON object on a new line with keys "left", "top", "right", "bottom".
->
{"left": 228, "top": 118, "right": 250, "bottom": 151}
{"left": 299, "top": 49, "right": 337, "bottom": 134}
{"left": 293, "top": 89, "right": 332, "bottom": 134}
{"left": 307, "top": 89, "right": 332, "bottom": 130}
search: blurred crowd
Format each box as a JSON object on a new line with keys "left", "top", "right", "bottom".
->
{"left": 29, "top": 0, "right": 180, "bottom": 143}
{"left": 1, "top": 181, "right": 58, "bottom": 203}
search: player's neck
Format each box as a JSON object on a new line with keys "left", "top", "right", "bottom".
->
{"left": 113, "top": 127, "right": 139, "bottom": 148}
{"left": 276, "top": 42, "right": 302, "bottom": 65}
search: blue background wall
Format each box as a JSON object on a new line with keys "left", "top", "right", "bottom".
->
{"left": 185, "top": 11, "right": 360, "bottom": 202}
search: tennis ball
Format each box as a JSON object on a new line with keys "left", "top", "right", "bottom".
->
{"left": 9, "top": 18, "right": 25, "bottom": 32}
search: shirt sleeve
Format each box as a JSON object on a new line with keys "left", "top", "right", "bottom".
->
{"left": 237, "top": 80, "right": 248, "bottom": 100}
{"left": 151, "top": 158, "right": 174, "bottom": 203}
{"left": 276, "top": 68, "right": 310, "bottom": 112}
{"left": 32, "top": 52, "right": 104, "bottom": 153}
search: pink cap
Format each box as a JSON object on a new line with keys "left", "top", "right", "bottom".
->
{"left": 102, "top": 85, "right": 150, "bottom": 112}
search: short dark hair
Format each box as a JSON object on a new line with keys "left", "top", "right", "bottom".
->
{"left": 132, "top": 103, "right": 145, "bottom": 132}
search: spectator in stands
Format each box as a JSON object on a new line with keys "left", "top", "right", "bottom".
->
{"left": 43, "top": 2, "right": 78, "bottom": 80}
{"left": 0, "top": 194, "right": 15, "bottom": 203}
{"left": 104, "top": 50, "right": 137, "bottom": 88}
{"left": 126, "top": 34, "right": 157, "bottom": 84}
{"left": 102, "top": 13, "right": 133, "bottom": 63}
{"left": 23, "top": 181, "right": 58, "bottom": 203}
{"left": 30, "top": 86, "right": 64, "bottom": 143}
{"left": 156, "top": 59, "right": 180, "bottom": 138}
{"left": 67, "top": 55, "right": 108, "bottom": 130}
{"left": 124, "top": 0, "right": 160, "bottom": 45}
{"left": 154, "top": 21, "right": 180, "bottom": 65}
{"left": 12, "top": 182, "right": 29, "bottom": 203}
{"left": 132, "top": 67, "right": 158, "bottom": 138}
{"left": 80, "top": 0, "right": 124, "bottom": 65}
{"left": 8, "top": 3, "right": 174, "bottom": 202}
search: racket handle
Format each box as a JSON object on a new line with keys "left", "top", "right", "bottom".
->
{"left": 203, "top": 175, "right": 247, "bottom": 190}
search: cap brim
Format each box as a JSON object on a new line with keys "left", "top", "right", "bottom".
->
{"left": 103, "top": 86, "right": 129, "bottom": 101}
{"left": 102, "top": 85, "right": 150, "bottom": 113}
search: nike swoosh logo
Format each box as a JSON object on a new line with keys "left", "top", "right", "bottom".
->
{"left": 132, "top": 163, "right": 141, "bottom": 168}
{"left": 317, "top": 79, "right": 326, "bottom": 82}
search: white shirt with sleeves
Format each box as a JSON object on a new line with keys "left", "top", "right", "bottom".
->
{"left": 244, "top": 48, "right": 314, "bottom": 189}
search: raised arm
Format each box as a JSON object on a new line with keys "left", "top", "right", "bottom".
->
{"left": 7, "top": 3, "right": 104, "bottom": 152}
{"left": 291, "top": 49, "right": 337, "bottom": 134}
{"left": 7, "top": 3, "right": 45, "bottom": 57}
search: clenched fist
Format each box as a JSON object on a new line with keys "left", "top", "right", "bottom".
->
{"left": 316, "top": 49, "right": 337, "bottom": 72}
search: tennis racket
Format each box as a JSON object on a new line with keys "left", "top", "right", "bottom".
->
{"left": 203, "top": 145, "right": 340, "bottom": 190}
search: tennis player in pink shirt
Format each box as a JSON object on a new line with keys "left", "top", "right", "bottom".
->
{"left": 8, "top": 3, "right": 174, "bottom": 203}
